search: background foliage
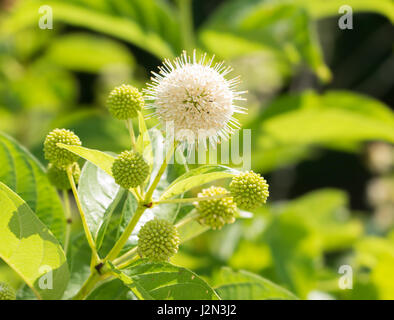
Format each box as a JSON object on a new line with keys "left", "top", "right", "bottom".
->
{"left": 0, "top": 0, "right": 393, "bottom": 300}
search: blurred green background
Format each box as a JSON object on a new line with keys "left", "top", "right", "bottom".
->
{"left": 1, "top": 0, "right": 394, "bottom": 299}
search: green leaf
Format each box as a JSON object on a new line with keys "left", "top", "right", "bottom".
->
{"left": 108, "top": 260, "right": 219, "bottom": 300}
{"left": 284, "top": 189, "right": 363, "bottom": 251}
{"left": 0, "top": 182, "right": 69, "bottom": 300}
{"left": 252, "top": 90, "right": 394, "bottom": 172}
{"left": 200, "top": 1, "right": 331, "bottom": 81}
{"left": 62, "top": 233, "right": 92, "bottom": 299}
{"left": 294, "top": 0, "right": 394, "bottom": 23}
{"left": 86, "top": 279, "right": 136, "bottom": 300}
{"left": 0, "top": 132, "right": 66, "bottom": 241}
{"left": 45, "top": 32, "right": 135, "bottom": 73}
{"left": 57, "top": 143, "right": 115, "bottom": 176}
{"left": 2, "top": 0, "right": 179, "bottom": 58}
{"left": 77, "top": 160, "right": 123, "bottom": 245}
{"left": 215, "top": 267, "right": 298, "bottom": 300}
{"left": 160, "top": 165, "right": 239, "bottom": 201}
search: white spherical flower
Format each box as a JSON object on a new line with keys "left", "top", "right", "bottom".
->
{"left": 144, "top": 50, "right": 246, "bottom": 147}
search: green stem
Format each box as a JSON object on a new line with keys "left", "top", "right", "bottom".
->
{"left": 105, "top": 204, "right": 147, "bottom": 261}
{"left": 67, "top": 166, "right": 100, "bottom": 264}
{"left": 112, "top": 247, "right": 138, "bottom": 267}
{"left": 175, "top": 211, "right": 198, "bottom": 229}
{"left": 145, "top": 142, "right": 176, "bottom": 201}
{"left": 125, "top": 119, "right": 136, "bottom": 150}
{"left": 177, "top": 0, "right": 195, "bottom": 51}
{"left": 62, "top": 190, "right": 72, "bottom": 255}
{"left": 72, "top": 272, "right": 101, "bottom": 300}
{"left": 154, "top": 193, "right": 232, "bottom": 205}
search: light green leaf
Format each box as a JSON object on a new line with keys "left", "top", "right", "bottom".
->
{"left": 2, "top": 0, "right": 179, "bottom": 58}
{"left": 252, "top": 90, "right": 394, "bottom": 172}
{"left": 109, "top": 261, "right": 220, "bottom": 300}
{"left": 0, "top": 182, "right": 69, "bottom": 300}
{"left": 0, "top": 132, "right": 66, "bottom": 241}
{"left": 86, "top": 279, "right": 136, "bottom": 300}
{"left": 294, "top": 0, "right": 394, "bottom": 23}
{"left": 215, "top": 267, "right": 298, "bottom": 300}
{"left": 160, "top": 165, "right": 239, "bottom": 201}
{"left": 45, "top": 32, "right": 135, "bottom": 73}
{"left": 62, "top": 233, "right": 92, "bottom": 299}
{"left": 77, "top": 160, "right": 122, "bottom": 245}
{"left": 57, "top": 143, "right": 115, "bottom": 176}
{"left": 200, "top": 1, "right": 331, "bottom": 81}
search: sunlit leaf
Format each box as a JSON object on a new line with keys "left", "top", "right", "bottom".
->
{"left": 0, "top": 182, "right": 69, "bottom": 300}
{"left": 0, "top": 132, "right": 66, "bottom": 241}
{"left": 215, "top": 267, "right": 298, "bottom": 300}
{"left": 108, "top": 260, "right": 219, "bottom": 300}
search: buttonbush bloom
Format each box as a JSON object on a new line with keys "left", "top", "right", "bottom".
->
{"left": 195, "top": 186, "right": 237, "bottom": 229}
{"left": 230, "top": 171, "right": 269, "bottom": 210}
{"left": 0, "top": 282, "right": 15, "bottom": 300}
{"left": 138, "top": 218, "right": 180, "bottom": 262}
{"left": 107, "top": 84, "right": 144, "bottom": 120}
{"left": 144, "top": 50, "right": 246, "bottom": 147}
{"left": 112, "top": 150, "right": 149, "bottom": 189}
{"left": 44, "top": 128, "right": 81, "bottom": 169}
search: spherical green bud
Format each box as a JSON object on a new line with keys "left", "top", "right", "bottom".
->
{"left": 111, "top": 150, "right": 149, "bottom": 189}
{"left": 230, "top": 171, "right": 269, "bottom": 210}
{"left": 138, "top": 218, "right": 180, "bottom": 262}
{"left": 0, "top": 282, "right": 16, "bottom": 300}
{"left": 107, "top": 84, "right": 144, "bottom": 120}
{"left": 195, "top": 186, "right": 237, "bottom": 230}
{"left": 44, "top": 128, "right": 81, "bottom": 169}
{"left": 47, "top": 163, "right": 80, "bottom": 190}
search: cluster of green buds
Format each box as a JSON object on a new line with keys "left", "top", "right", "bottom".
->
{"left": 111, "top": 150, "right": 149, "bottom": 189}
{"left": 0, "top": 282, "right": 16, "bottom": 300}
{"left": 107, "top": 84, "right": 144, "bottom": 120}
{"left": 44, "top": 128, "right": 81, "bottom": 190}
{"left": 137, "top": 218, "right": 180, "bottom": 262}
{"left": 194, "top": 171, "right": 269, "bottom": 230}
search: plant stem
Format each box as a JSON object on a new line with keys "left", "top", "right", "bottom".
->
{"left": 112, "top": 247, "right": 138, "bottom": 267}
{"left": 153, "top": 193, "right": 232, "bottom": 205}
{"left": 105, "top": 204, "right": 147, "bottom": 261}
{"left": 66, "top": 166, "right": 100, "bottom": 264}
{"left": 177, "top": 0, "right": 195, "bottom": 51}
{"left": 62, "top": 190, "right": 72, "bottom": 255}
{"left": 175, "top": 211, "right": 198, "bottom": 229}
{"left": 125, "top": 119, "right": 136, "bottom": 150}
{"left": 72, "top": 272, "right": 101, "bottom": 300}
{"left": 145, "top": 142, "right": 176, "bottom": 201}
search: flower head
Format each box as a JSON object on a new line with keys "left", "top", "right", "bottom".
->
{"left": 107, "top": 84, "right": 144, "bottom": 120}
{"left": 47, "top": 163, "right": 80, "bottom": 190}
{"left": 138, "top": 218, "right": 180, "bottom": 262}
{"left": 111, "top": 150, "right": 149, "bottom": 189}
{"left": 195, "top": 186, "right": 237, "bottom": 229}
{"left": 144, "top": 50, "right": 246, "bottom": 147}
{"left": 44, "top": 128, "right": 81, "bottom": 169}
{"left": 0, "top": 282, "right": 16, "bottom": 300}
{"left": 230, "top": 171, "right": 269, "bottom": 210}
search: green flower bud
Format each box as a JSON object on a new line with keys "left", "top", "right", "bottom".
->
{"left": 107, "top": 84, "right": 144, "bottom": 120}
{"left": 111, "top": 150, "right": 149, "bottom": 189}
{"left": 0, "top": 282, "right": 16, "bottom": 300}
{"left": 44, "top": 128, "right": 81, "bottom": 169}
{"left": 230, "top": 170, "right": 269, "bottom": 210}
{"left": 195, "top": 186, "right": 237, "bottom": 230}
{"left": 138, "top": 218, "right": 180, "bottom": 262}
{"left": 47, "top": 163, "right": 80, "bottom": 190}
